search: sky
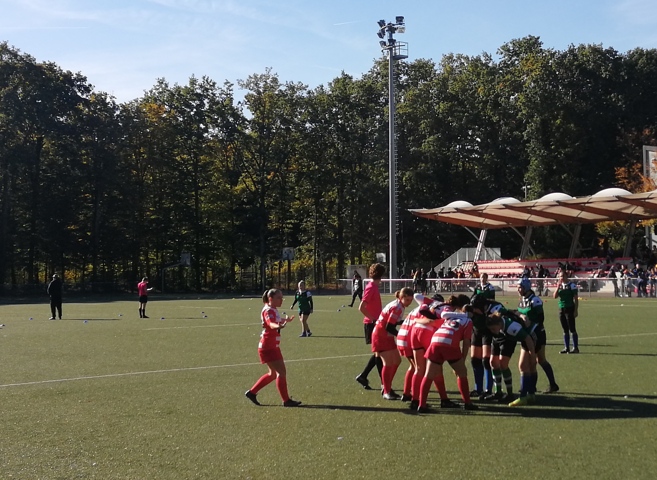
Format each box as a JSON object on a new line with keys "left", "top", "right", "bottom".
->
{"left": 2, "top": 0, "right": 657, "bottom": 103}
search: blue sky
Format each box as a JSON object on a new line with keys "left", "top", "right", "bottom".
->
{"left": 2, "top": 0, "right": 656, "bottom": 103}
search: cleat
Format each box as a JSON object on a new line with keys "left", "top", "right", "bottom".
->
{"left": 544, "top": 384, "right": 560, "bottom": 394}
{"left": 479, "top": 390, "right": 492, "bottom": 401}
{"left": 355, "top": 375, "right": 372, "bottom": 390}
{"left": 306, "top": 331, "right": 312, "bottom": 337}
{"left": 463, "top": 402, "right": 479, "bottom": 411}
{"left": 400, "top": 394, "right": 412, "bottom": 402}
{"left": 245, "top": 390, "right": 261, "bottom": 406}
{"left": 570, "top": 347, "right": 579, "bottom": 354}
{"left": 527, "top": 394, "right": 537, "bottom": 405}
{"left": 500, "top": 393, "right": 516, "bottom": 403}
{"left": 49, "top": 317, "right": 56, "bottom": 320}
{"left": 440, "top": 399, "right": 460, "bottom": 409}
{"left": 299, "top": 332, "right": 307, "bottom": 337}
{"left": 559, "top": 348, "right": 569, "bottom": 354}
{"left": 142, "top": 315, "right": 149, "bottom": 319}
{"left": 383, "top": 391, "right": 401, "bottom": 400}
{"left": 283, "top": 399, "right": 302, "bottom": 407}
{"left": 417, "top": 406, "right": 433, "bottom": 414}
{"left": 409, "top": 400, "right": 419, "bottom": 411}
{"left": 509, "top": 396, "right": 529, "bottom": 407}
{"left": 484, "top": 392, "right": 503, "bottom": 402}
{"left": 470, "top": 389, "right": 482, "bottom": 398}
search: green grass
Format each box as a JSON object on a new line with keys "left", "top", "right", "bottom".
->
{"left": 1, "top": 294, "right": 657, "bottom": 479}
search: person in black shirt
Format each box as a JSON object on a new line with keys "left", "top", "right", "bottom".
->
{"left": 47, "top": 274, "right": 63, "bottom": 320}
{"left": 348, "top": 272, "right": 363, "bottom": 307}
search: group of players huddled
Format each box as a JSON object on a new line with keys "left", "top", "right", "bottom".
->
{"left": 352, "top": 263, "right": 580, "bottom": 412}
{"left": 245, "top": 263, "right": 580, "bottom": 410}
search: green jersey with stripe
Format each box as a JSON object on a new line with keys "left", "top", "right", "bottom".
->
{"left": 556, "top": 282, "right": 578, "bottom": 308}
{"left": 292, "top": 290, "right": 313, "bottom": 312}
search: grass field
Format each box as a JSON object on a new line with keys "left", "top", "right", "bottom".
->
{"left": 1, "top": 293, "right": 657, "bottom": 480}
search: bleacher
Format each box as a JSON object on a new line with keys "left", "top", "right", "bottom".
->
{"left": 476, "top": 257, "right": 633, "bottom": 278}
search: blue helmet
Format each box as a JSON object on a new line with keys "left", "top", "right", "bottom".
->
{"left": 519, "top": 278, "right": 531, "bottom": 292}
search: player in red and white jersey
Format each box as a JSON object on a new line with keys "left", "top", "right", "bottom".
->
{"left": 396, "top": 293, "right": 439, "bottom": 401}
{"left": 372, "top": 287, "right": 415, "bottom": 400}
{"left": 245, "top": 289, "right": 301, "bottom": 407}
{"left": 417, "top": 305, "right": 477, "bottom": 412}
{"left": 408, "top": 294, "right": 468, "bottom": 410}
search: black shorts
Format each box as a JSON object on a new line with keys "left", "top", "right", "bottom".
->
{"left": 139, "top": 295, "right": 148, "bottom": 304}
{"left": 492, "top": 335, "right": 517, "bottom": 357}
{"left": 299, "top": 309, "right": 311, "bottom": 316}
{"left": 471, "top": 327, "right": 493, "bottom": 348}
{"left": 364, "top": 323, "right": 375, "bottom": 345}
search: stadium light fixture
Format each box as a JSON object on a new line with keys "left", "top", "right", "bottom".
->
{"left": 376, "top": 17, "right": 408, "bottom": 281}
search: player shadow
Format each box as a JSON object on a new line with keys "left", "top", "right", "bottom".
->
{"left": 472, "top": 394, "right": 657, "bottom": 420}
{"left": 578, "top": 352, "right": 657, "bottom": 357}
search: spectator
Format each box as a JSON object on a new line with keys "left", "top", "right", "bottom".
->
{"left": 47, "top": 274, "right": 63, "bottom": 320}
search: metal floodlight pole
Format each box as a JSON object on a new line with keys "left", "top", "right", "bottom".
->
{"left": 377, "top": 17, "right": 406, "bottom": 282}
{"left": 388, "top": 36, "right": 397, "bottom": 282}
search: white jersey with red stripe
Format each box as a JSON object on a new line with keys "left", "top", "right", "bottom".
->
{"left": 375, "top": 299, "right": 405, "bottom": 331}
{"left": 396, "top": 304, "right": 426, "bottom": 348}
{"left": 258, "top": 305, "right": 283, "bottom": 350}
{"left": 430, "top": 311, "right": 473, "bottom": 349}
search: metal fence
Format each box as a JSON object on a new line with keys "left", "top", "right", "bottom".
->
{"left": 338, "top": 277, "right": 654, "bottom": 298}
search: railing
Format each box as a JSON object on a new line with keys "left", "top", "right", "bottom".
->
{"left": 338, "top": 277, "right": 656, "bottom": 298}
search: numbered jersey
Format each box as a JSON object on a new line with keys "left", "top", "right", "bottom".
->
{"left": 430, "top": 312, "right": 473, "bottom": 349}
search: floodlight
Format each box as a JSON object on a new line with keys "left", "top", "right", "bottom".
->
{"left": 396, "top": 26, "right": 405, "bottom": 34}
{"left": 379, "top": 41, "right": 387, "bottom": 49}
{"left": 395, "top": 16, "right": 404, "bottom": 24}
{"left": 377, "top": 20, "right": 386, "bottom": 28}
{"left": 377, "top": 30, "right": 385, "bottom": 39}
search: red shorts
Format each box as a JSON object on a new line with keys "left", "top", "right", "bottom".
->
{"left": 410, "top": 325, "right": 434, "bottom": 351}
{"left": 398, "top": 345, "right": 413, "bottom": 358}
{"left": 371, "top": 329, "right": 397, "bottom": 353}
{"left": 258, "top": 348, "right": 283, "bottom": 364}
{"left": 425, "top": 345, "right": 461, "bottom": 365}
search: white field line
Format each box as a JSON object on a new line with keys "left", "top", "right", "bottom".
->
{"left": 144, "top": 323, "right": 257, "bottom": 330}
{"left": 3, "top": 331, "right": 657, "bottom": 390}
{"left": 0, "top": 354, "right": 370, "bottom": 389}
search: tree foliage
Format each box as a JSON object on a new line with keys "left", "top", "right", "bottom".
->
{"left": 2, "top": 37, "right": 657, "bottom": 291}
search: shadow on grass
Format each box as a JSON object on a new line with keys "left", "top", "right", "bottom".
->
{"left": 578, "top": 352, "right": 657, "bottom": 357}
{"left": 296, "top": 394, "right": 657, "bottom": 420}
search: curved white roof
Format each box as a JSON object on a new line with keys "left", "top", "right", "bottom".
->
{"left": 539, "top": 192, "right": 574, "bottom": 202}
{"left": 592, "top": 188, "right": 632, "bottom": 197}
{"left": 487, "top": 197, "right": 521, "bottom": 205}
{"left": 444, "top": 200, "right": 473, "bottom": 208}
{"left": 410, "top": 190, "right": 657, "bottom": 230}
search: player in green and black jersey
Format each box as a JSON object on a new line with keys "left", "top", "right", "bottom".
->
{"left": 470, "top": 295, "right": 507, "bottom": 400}
{"left": 485, "top": 309, "right": 537, "bottom": 406}
{"left": 554, "top": 271, "right": 580, "bottom": 353}
{"left": 291, "top": 280, "right": 314, "bottom": 337}
{"left": 472, "top": 273, "right": 496, "bottom": 300}
{"left": 517, "top": 278, "right": 559, "bottom": 393}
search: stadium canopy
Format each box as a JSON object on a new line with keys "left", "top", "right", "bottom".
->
{"left": 409, "top": 188, "right": 657, "bottom": 260}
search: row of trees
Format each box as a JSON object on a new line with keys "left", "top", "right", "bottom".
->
{"left": 1, "top": 36, "right": 657, "bottom": 292}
